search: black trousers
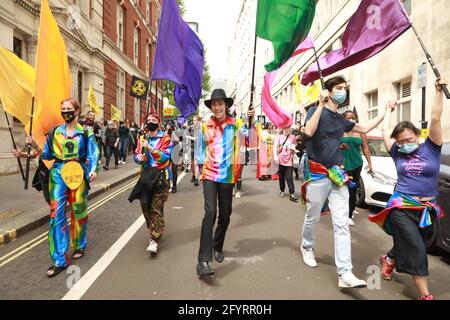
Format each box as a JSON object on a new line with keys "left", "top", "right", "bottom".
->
{"left": 171, "top": 160, "right": 178, "bottom": 189}
{"left": 347, "top": 165, "right": 363, "bottom": 218}
{"left": 387, "top": 209, "right": 435, "bottom": 276}
{"left": 105, "top": 145, "right": 118, "bottom": 167}
{"left": 198, "top": 180, "right": 234, "bottom": 262}
{"left": 278, "top": 165, "right": 295, "bottom": 194}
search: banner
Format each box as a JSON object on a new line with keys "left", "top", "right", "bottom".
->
{"left": 111, "top": 104, "right": 121, "bottom": 121}
{"left": 130, "top": 76, "right": 149, "bottom": 100}
{"left": 88, "top": 85, "right": 100, "bottom": 115}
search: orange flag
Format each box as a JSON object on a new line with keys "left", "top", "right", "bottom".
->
{"left": 26, "top": 0, "right": 71, "bottom": 149}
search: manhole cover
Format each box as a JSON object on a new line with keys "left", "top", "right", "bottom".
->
{"left": 0, "top": 210, "right": 23, "bottom": 220}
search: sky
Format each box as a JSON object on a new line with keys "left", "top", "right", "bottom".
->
{"left": 184, "top": 0, "right": 242, "bottom": 82}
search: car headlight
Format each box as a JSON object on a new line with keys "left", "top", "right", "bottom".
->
{"left": 369, "top": 170, "right": 396, "bottom": 186}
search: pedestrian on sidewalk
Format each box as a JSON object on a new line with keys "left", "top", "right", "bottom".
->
{"left": 186, "top": 116, "right": 202, "bottom": 186}
{"left": 129, "top": 113, "right": 172, "bottom": 254}
{"left": 300, "top": 76, "right": 393, "bottom": 288}
{"left": 118, "top": 120, "right": 130, "bottom": 164}
{"left": 370, "top": 78, "right": 447, "bottom": 300}
{"left": 79, "top": 111, "right": 102, "bottom": 161}
{"left": 129, "top": 121, "right": 139, "bottom": 157}
{"left": 24, "top": 98, "right": 99, "bottom": 277}
{"left": 274, "top": 126, "right": 298, "bottom": 202}
{"left": 166, "top": 120, "right": 181, "bottom": 193}
{"left": 340, "top": 110, "right": 373, "bottom": 226}
{"left": 196, "top": 89, "right": 254, "bottom": 276}
{"left": 103, "top": 121, "right": 119, "bottom": 170}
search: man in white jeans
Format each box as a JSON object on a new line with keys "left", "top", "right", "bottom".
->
{"left": 301, "top": 76, "right": 392, "bottom": 288}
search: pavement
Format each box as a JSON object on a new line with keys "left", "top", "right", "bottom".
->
{"left": 0, "top": 159, "right": 140, "bottom": 246}
{"left": 1, "top": 166, "right": 449, "bottom": 300}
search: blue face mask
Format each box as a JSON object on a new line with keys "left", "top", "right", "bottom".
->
{"left": 331, "top": 90, "right": 347, "bottom": 105}
{"left": 399, "top": 143, "right": 419, "bottom": 154}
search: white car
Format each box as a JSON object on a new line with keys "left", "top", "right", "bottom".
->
{"left": 356, "top": 136, "right": 397, "bottom": 208}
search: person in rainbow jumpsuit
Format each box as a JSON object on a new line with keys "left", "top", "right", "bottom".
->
{"left": 28, "top": 98, "right": 99, "bottom": 277}
{"left": 130, "top": 113, "right": 173, "bottom": 254}
{"left": 195, "top": 89, "right": 255, "bottom": 276}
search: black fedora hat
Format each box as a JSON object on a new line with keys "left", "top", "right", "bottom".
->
{"left": 204, "top": 89, "right": 234, "bottom": 109}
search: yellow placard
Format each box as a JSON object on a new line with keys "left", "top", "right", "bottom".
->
{"left": 88, "top": 85, "right": 100, "bottom": 115}
{"left": 420, "top": 128, "right": 429, "bottom": 139}
{"left": 60, "top": 161, "right": 84, "bottom": 190}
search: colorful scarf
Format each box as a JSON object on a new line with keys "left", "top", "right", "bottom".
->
{"left": 301, "top": 159, "right": 356, "bottom": 203}
{"left": 368, "top": 192, "right": 444, "bottom": 236}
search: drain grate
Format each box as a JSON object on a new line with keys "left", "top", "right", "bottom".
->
{"left": 0, "top": 210, "right": 23, "bottom": 220}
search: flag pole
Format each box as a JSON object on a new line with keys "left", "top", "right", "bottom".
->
{"left": 24, "top": 97, "right": 35, "bottom": 189}
{"left": 248, "top": 33, "right": 258, "bottom": 125}
{"left": 4, "top": 112, "right": 25, "bottom": 181}
{"left": 146, "top": 80, "right": 154, "bottom": 118}
{"left": 312, "top": 46, "right": 329, "bottom": 103}
{"left": 410, "top": 23, "right": 450, "bottom": 99}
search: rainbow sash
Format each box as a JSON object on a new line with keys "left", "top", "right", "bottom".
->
{"left": 368, "top": 192, "right": 444, "bottom": 235}
{"left": 301, "top": 159, "right": 356, "bottom": 203}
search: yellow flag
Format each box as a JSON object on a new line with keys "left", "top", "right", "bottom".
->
{"left": 26, "top": 0, "right": 71, "bottom": 149}
{"left": 304, "top": 80, "right": 321, "bottom": 104}
{"left": 111, "top": 104, "right": 121, "bottom": 121}
{"left": 0, "top": 48, "right": 34, "bottom": 126}
{"left": 88, "top": 85, "right": 100, "bottom": 115}
{"left": 292, "top": 73, "right": 302, "bottom": 104}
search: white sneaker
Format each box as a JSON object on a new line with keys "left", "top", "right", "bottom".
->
{"left": 146, "top": 240, "right": 158, "bottom": 253}
{"left": 118, "top": 160, "right": 123, "bottom": 164}
{"left": 338, "top": 272, "right": 367, "bottom": 288}
{"left": 348, "top": 218, "right": 355, "bottom": 226}
{"left": 235, "top": 191, "right": 241, "bottom": 198}
{"left": 300, "top": 246, "right": 318, "bottom": 268}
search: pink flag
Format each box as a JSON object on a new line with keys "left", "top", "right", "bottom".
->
{"left": 262, "top": 36, "right": 314, "bottom": 128}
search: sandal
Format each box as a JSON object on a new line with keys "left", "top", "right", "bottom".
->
{"left": 73, "top": 249, "right": 85, "bottom": 259}
{"left": 47, "top": 265, "right": 67, "bottom": 278}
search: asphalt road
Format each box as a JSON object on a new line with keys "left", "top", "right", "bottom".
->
{"left": 1, "top": 167, "right": 450, "bottom": 300}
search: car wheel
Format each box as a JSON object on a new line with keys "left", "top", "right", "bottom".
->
{"left": 356, "top": 177, "right": 368, "bottom": 209}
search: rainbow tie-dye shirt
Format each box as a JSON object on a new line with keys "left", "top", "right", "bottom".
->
{"left": 196, "top": 117, "right": 248, "bottom": 184}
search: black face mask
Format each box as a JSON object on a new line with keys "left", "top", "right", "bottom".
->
{"left": 147, "top": 122, "right": 159, "bottom": 132}
{"left": 62, "top": 111, "right": 76, "bottom": 123}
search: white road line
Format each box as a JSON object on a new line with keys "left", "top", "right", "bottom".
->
{"left": 62, "top": 171, "right": 187, "bottom": 300}
{"left": 0, "top": 179, "right": 138, "bottom": 266}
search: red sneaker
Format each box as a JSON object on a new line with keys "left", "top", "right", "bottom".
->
{"left": 418, "top": 294, "right": 434, "bottom": 300}
{"left": 379, "top": 255, "right": 395, "bottom": 281}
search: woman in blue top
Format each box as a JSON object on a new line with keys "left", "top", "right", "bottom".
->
{"left": 372, "top": 77, "right": 447, "bottom": 300}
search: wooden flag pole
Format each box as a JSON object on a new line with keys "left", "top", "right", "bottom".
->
{"left": 410, "top": 23, "right": 450, "bottom": 99}
{"left": 24, "top": 97, "right": 35, "bottom": 189}
{"left": 4, "top": 111, "right": 25, "bottom": 181}
{"left": 146, "top": 80, "right": 154, "bottom": 119}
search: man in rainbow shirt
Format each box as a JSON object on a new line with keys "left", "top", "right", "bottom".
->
{"left": 195, "top": 89, "right": 255, "bottom": 276}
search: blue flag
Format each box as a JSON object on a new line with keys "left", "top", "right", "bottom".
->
{"left": 151, "top": 0, "right": 204, "bottom": 125}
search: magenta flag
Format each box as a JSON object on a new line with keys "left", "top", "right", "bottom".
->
{"left": 301, "top": 0, "right": 411, "bottom": 85}
{"left": 263, "top": 37, "right": 314, "bottom": 128}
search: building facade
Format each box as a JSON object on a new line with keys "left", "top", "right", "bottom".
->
{"left": 227, "top": 0, "right": 450, "bottom": 140}
{"left": 0, "top": 0, "right": 164, "bottom": 175}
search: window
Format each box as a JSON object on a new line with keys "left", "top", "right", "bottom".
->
{"left": 117, "top": 3, "right": 124, "bottom": 51}
{"left": 146, "top": 0, "right": 151, "bottom": 25}
{"left": 367, "top": 90, "right": 378, "bottom": 120}
{"left": 401, "top": 0, "right": 412, "bottom": 15}
{"left": 117, "top": 69, "right": 126, "bottom": 115}
{"left": 77, "top": 0, "right": 89, "bottom": 15}
{"left": 13, "top": 37, "right": 22, "bottom": 58}
{"left": 396, "top": 80, "right": 412, "bottom": 122}
{"left": 134, "top": 26, "right": 139, "bottom": 66}
{"left": 78, "top": 71, "right": 83, "bottom": 110}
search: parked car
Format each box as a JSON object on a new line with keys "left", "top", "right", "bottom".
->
{"left": 426, "top": 142, "right": 450, "bottom": 255}
{"left": 356, "top": 136, "right": 397, "bottom": 208}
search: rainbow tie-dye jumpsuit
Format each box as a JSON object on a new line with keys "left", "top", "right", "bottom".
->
{"left": 41, "top": 124, "right": 99, "bottom": 267}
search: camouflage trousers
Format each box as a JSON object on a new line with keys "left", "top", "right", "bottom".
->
{"left": 140, "top": 186, "right": 169, "bottom": 241}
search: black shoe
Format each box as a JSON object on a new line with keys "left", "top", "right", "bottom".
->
{"left": 194, "top": 179, "right": 199, "bottom": 187}
{"left": 290, "top": 194, "right": 299, "bottom": 202}
{"left": 103, "top": 165, "right": 109, "bottom": 171}
{"left": 191, "top": 176, "right": 195, "bottom": 183}
{"left": 196, "top": 262, "right": 214, "bottom": 276}
{"left": 171, "top": 187, "right": 177, "bottom": 193}
{"left": 214, "top": 250, "right": 224, "bottom": 263}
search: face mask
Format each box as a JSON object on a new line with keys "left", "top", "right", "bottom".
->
{"left": 147, "top": 122, "right": 158, "bottom": 132}
{"left": 61, "top": 111, "right": 76, "bottom": 123}
{"left": 399, "top": 143, "right": 419, "bottom": 154}
{"left": 331, "top": 90, "right": 347, "bottom": 105}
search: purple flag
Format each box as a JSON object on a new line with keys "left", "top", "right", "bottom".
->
{"left": 152, "top": 0, "right": 204, "bottom": 124}
{"left": 301, "top": 0, "right": 411, "bottom": 85}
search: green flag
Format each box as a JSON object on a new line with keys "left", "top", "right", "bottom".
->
{"left": 256, "top": 0, "right": 316, "bottom": 71}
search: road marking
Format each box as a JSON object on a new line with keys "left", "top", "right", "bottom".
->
{"left": 0, "top": 179, "right": 138, "bottom": 267}
{"left": 62, "top": 171, "right": 187, "bottom": 300}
